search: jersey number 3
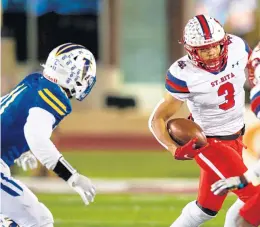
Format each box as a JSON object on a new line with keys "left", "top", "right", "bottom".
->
{"left": 218, "top": 82, "right": 235, "bottom": 111}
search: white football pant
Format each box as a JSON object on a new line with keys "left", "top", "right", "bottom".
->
{"left": 0, "top": 158, "right": 54, "bottom": 227}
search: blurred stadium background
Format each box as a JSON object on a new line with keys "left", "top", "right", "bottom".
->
{"left": 1, "top": 0, "right": 260, "bottom": 226}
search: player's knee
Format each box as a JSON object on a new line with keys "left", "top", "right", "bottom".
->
{"left": 38, "top": 203, "right": 54, "bottom": 227}
{"left": 182, "top": 201, "right": 216, "bottom": 224}
{"left": 170, "top": 201, "right": 216, "bottom": 227}
{"left": 196, "top": 201, "right": 218, "bottom": 216}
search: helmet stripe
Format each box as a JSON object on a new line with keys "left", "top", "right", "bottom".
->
{"left": 56, "top": 43, "right": 74, "bottom": 55}
{"left": 196, "top": 15, "right": 212, "bottom": 40}
{"left": 56, "top": 44, "right": 85, "bottom": 56}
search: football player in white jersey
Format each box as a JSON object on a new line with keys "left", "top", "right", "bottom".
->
{"left": 0, "top": 43, "right": 97, "bottom": 227}
{"left": 149, "top": 15, "right": 260, "bottom": 227}
{"left": 211, "top": 42, "right": 260, "bottom": 227}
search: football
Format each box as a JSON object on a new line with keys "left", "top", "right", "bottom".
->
{"left": 167, "top": 118, "right": 207, "bottom": 148}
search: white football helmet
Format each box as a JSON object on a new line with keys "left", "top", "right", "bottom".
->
{"left": 248, "top": 42, "right": 260, "bottom": 86}
{"left": 181, "top": 15, "right": 228, "bottom": 72}
{"left": 42, "top": 43, "right": 96, "bottom": 101}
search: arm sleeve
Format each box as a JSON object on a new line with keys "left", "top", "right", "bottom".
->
{"left": 24, "top": 107, "right": 62, "bottom": 170}
{"left": 244, "top": 160, "right": 260, "bottom": 186}
{"left": 251, "top": 162, "right": 260, "bottom": 178}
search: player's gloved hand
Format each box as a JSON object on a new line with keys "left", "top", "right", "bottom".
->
{"left": 211, "top": 176, "right": 248, "bottom": 196}
{"left": 68, "top": 172, "right": 96, "bottom": 205}
{"left": 15, "top": 151, "right": 38, "bottom": 171}
{"left": 174, "top": 138, "right": 208, "bottom": 160}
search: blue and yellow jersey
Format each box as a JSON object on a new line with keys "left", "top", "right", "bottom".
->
{"left": 1, "top": 73, "right": 72, "bottom": 166}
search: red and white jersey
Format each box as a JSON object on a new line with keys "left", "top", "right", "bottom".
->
{"left": 165, "top": 35, "right": 251, "bottom": 136}
{"left": 251, "top": 84, "right": 260, "bottom": 119}
{"left": 249, "top": 42, "right": 260, "bottom": 119}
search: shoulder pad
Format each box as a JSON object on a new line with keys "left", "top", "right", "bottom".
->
{"left": 36, "top": 77, "right": 72, "bottom": 120}
{"left": 250, "top": 84, "right": 260, "bottom": 118}
{"left": 165, "top": 59, "right": 190, "bottom": 94}
{"left": 227, "top": 34, "right": 251, "bottom": 56}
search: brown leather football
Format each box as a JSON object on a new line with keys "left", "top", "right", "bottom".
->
{"left": 167, "top": 118, "right": 207, "bottom": 148}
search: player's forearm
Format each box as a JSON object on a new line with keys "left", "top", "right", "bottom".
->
{"left": 148, "top": 96, "right": 182, "bottom": 154}
{"left": 149, "top": 117, "right": 178, "bottom": 153}
{"left": 244, "top": 160, "right": 260, "bottom": 186}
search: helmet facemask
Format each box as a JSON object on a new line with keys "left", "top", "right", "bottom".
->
{"left": 185, "top": 36, "right": 228, "bottom": 73}
{"left": 73, "top": 58, "right": 96, "bottom": 101}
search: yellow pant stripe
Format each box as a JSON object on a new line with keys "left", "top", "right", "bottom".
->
{"left": 38, "top": 91, "right": 65, "bottom": 116}
{"left": 43, "top": 89, "right": 67, "bottom": 112}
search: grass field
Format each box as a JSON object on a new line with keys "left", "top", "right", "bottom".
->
{"left": 12, "top": 151, "right": 240, "bottom": 226}
{"left": 64, "top": 151, "right": 201, "bottom": 178}
{"left": 14, "top": 151, "right": 200, "bottom": 178}
{"left": 38, "top": 193, "right": 236, "bottom": 227}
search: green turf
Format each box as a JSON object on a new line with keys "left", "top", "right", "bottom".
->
{"left": 64, "top": 151, "right": 201, "bottom": 178}
{"left": 13, "top": 151, "right": 200, "bottom": 178}
{"left": 38, "top": 193, "right": 236, "bottom": 227}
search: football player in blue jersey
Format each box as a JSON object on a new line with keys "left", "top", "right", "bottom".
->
{"left": 0, "top": 43, "right": 97, "bottom": 227}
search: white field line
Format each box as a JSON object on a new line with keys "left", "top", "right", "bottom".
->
{"left": 15, "top": 177, "right": 199, "bottom": 194}
{"left": 55, "top": 219, "right": 168, "bottom": 226}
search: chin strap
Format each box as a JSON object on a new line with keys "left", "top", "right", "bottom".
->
{"left": 59, "top": 86, "right": 73, "bottom": 99}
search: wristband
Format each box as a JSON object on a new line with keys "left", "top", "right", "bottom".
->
{"left": 238, "top": 175, "right": 248, "bottom": 189}
{"left": 53, "top": 157, "right": 76, "bottom": 181}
